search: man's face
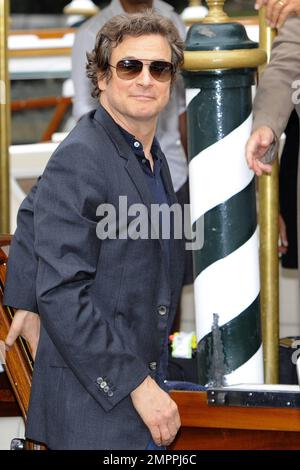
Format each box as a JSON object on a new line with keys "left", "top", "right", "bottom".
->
{"left": 98, "top": 34, "right": 172, "bottom": 125}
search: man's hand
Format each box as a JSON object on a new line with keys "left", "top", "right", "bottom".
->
{"left": 5, "top": 309, "right": 40, "bottom": 360}
{"left": 130, "top": 375, "right": 181, "bottom": 447}
{"left": 255, "top": 0, "right": 300, "bottom": 28}
{"left": 245, "top": 126, "right": 275, "bottom": 176}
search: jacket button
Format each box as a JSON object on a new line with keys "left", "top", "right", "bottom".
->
{"left": 100, "top": 381, "right": 107, "bottom": 389}
{"left": 108, "top": 390, "right": 114, "bottom": 397}
{"left": 149, "top": 362, "right": 157, "bottom": 371}
{"left": 158, "top": 305, "right": 167, "bottom": 316}
{"left": 96, "top": 377, "right": 103, "bottom": 385}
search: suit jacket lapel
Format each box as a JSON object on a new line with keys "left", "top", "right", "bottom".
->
{"left": 94, "top": 106, "right": 184, "bottom": 295}
{"left": 94, "top": 106, "right": 163, "bottom": 245}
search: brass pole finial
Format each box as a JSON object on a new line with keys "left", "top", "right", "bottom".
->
{"left": 202, "top": 0, "right": 229, "bottom": 23}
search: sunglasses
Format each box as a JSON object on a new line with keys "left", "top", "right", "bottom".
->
{"left": 109, "top": 59, "right": 174, "bottom": 82}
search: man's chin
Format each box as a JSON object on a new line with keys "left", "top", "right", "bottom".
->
{"left": 132, "top": 103, "right": 166, "bottom": 119}
{"left": 133, "top": 110, "right": 160, "bottom": 121}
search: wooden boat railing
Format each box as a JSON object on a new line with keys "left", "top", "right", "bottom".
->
{"left": 0, "top": 234, "right": 33, "bottom": 420}
{"left": 11, "top": 96, "right": 72, "bottom": 142}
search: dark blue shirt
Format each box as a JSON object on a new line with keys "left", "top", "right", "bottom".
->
{"left": 118, "top": 126, "right": 172, "bottom": 388}
{"left": 118, "top": 126, "right": 171, "bottom": 270}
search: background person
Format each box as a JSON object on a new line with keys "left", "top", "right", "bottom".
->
{"left": 246, "top": 16, "right": 300, "bottom": 277}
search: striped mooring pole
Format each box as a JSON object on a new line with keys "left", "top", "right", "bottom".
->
{"left": 183, "top": 2, "right": 267, "bottom": 386}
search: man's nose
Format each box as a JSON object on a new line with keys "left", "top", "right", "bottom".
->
{"left": 136, "top": 65, "right": 153, "bottom": 86}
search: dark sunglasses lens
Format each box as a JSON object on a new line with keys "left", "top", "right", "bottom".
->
{"left": 149, "top": 61, "right": 173, "bottom": 82}
{"left": 116, "top": 60, "right": 142, "bottom": 79}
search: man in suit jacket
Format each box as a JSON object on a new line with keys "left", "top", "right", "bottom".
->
{"left": 246, "top": 14, "right": 300, "bottom": 272}
{"left": 3, "top": 12, "right": 185, "bottom": 450}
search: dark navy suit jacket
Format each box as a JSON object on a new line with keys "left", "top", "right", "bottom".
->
{"left": 4, "top": 106, "right": 184, "bottom": 449}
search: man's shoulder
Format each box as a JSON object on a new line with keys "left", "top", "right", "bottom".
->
{"left": 62, "top": 110, "right": 112, "bottom": 147}
{"left": 49, "top": 111, "right": 114, "bottom": 166}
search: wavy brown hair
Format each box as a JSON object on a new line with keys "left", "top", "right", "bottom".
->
{"left": 86, "top": 10, "right": 184, "bottom": 99}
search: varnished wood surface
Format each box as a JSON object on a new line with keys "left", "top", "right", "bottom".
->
{"left": 170, "top": 391, "right": 300, "bottom": 450}
{"left": 171, "top": 427, "right": 300, "bottom": 450}
{"left": 0, "top": 244, "right": 33, "bottom": 420}
{"left": 0, "top": 241, "right": 47, "bottom": 449}
{"left": 11, "top": 96, "right": 71, "bottom": 112}
{"left": 9, "top": 48, "right": 71, "bottom": 57}
{"left": 11, "top": 96, "right": 72, "bottom": 142}
{"left": 170, "top": 390, "right": 300, "bottom": 431}
{"left": 0, "top": 372, "right": 21, "bottom": 417}
{"left": 0, "top": 234, "right": 12, "bottom": 246}
{"left": 0, "top": 235, "right": 12, "bottom": 263}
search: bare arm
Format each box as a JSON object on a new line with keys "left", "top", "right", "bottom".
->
{"left": 252, "top": 16, "right": 300, "bottom": 139}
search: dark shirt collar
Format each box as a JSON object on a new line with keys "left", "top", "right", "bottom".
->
{"left": 96, "top": 104, "right": 163, "bottom": 162}
{"left": 117, "top": 124, "right": 161, "bottom": 162}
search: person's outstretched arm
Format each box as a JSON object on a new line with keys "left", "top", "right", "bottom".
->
{"left": 246, "top": 16, "right": 300, "bottom": 174}
{"left": 255, "top": 0, "right": 300, "bottom": 28}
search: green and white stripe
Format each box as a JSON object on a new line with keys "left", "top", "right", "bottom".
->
{"left": 187, "top": 88, "right": 263, "bottom": 386}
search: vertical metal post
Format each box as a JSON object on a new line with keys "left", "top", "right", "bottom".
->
{"left": 258, "top": 8, "right": 279, "bottom": 384}
{"left": 0, "top": 0, "right": 10, "bottom": 233}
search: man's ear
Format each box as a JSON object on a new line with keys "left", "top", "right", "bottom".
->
{"left": 97, "top": 79, "right": 105, "bottom": 93}
{"left": 97, "top": 71, "right": 107, "bottom": 92}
